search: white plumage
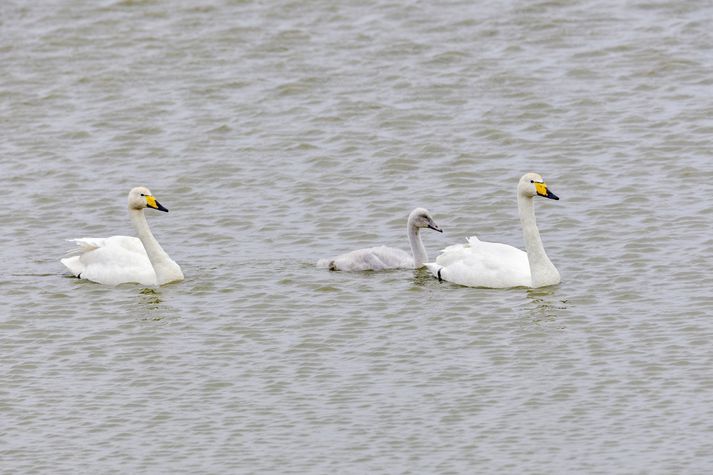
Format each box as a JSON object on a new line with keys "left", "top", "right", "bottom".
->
{"left": 61, "top": 187, "right": 184, "bottom": 286}
{"left": 62, "top": 237, "right": 158, "bottom": 286}
{"left": 425, "top": 236, "right": 531, "bottom": 288}
{"left": 425, "top": 173, "right": 560, "bottom": 288}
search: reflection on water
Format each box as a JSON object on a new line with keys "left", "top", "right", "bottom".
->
{"left": 411, "top": 267, "right": 436, "bottom": 287}
{"left": 2, "top": 0, "right": 713, "bottom": 472}
{"left": 137, "top": 288, "right": 165, "bottom": 320}
{"left": 526, "top": 286, "right": 568, "bottom": 325}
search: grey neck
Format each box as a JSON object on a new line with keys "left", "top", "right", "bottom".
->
{"left": 408, "top": 223, "right": 428, "bottom": 268}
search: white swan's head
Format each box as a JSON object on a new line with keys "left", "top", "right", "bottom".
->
{"left": 518, "top": 173, "right": 559, "bottom": 200}
{"left": 408, "top": 208, "right": 443, "bottom": 232}
{"left": 128, "top": 186, "right": 169, "bottom": 212}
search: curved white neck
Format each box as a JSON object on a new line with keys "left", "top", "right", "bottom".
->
{"left": 408, "top": 223, "right": 428, "bottom": 268}
{"left": 517, "top": 194, "right": 560, "bottom": 287}
{"left": 129, "top": 208, "right": 178, "bottom": 284}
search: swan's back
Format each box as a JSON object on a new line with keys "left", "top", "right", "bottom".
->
{"left": 61, "top": 236, "right": 157, "bottom": 286}
{"left": 430, "top": 236, "right": 531, "bottom": 288}
{"left": 325, "top": 246, "right": 414, "bottom": 271}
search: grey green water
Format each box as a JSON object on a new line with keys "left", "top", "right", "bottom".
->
{"left": 2, "top": 0, "right": 713, "bottom": 473}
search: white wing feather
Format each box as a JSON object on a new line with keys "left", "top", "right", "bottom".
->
{"left": 61, "top": 236, "right": 158, "bottom": 286}
{"left": 427, "top": 235, "right": 532, "bottom": 288}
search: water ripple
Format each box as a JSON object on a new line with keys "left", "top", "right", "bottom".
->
{"left": 2, "top": 0, "right": 713, "bottom": 473}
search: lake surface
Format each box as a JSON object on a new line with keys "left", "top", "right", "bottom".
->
{"left": 2, "top": 0, "right": 713, "bottom": 473}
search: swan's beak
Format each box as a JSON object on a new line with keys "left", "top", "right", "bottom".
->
{"left": 535, "top": 182, "right": 559, "bottom": 200}
{"left": 145, "top": 195, "right": 169, "bottom": 212}
{"left": 428, "top": 221, "right": 443, "bottom": 233}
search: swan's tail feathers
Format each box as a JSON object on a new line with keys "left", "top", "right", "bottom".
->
{"left": 60, "top": 256, "right": 83, "bottom": 277}
{"left": 62, "top": 238, "right": 101, "bottom": 258}
{"left": 316, "top": 258, "right": 337, "bottom": 270}
{"left": 424, "top": 263, "right": 443, "bottom": 281}
{"left": 466, "top": 235, "right": 481, "bottom": 246}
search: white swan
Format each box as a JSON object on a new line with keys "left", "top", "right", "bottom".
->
{"left": 425, "top": 173, "right": 560, "bottom": 288}
{"left": 320, "top": 208, "right": 443, "bottom": 271}
{"left": 61, "top": 187, "right": 184, "bottom": 286}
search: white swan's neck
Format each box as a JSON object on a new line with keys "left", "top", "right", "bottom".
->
{"left": 130, "top": 208, "right": 182, "bottom": 285}
{"left": 517, "top": 194, "right": 560, "bottom": 287}
{"left": 408, "top": 222, "right": 428, "bottom": 268}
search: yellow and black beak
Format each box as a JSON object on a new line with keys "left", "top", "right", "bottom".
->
{"left": 535, "top": 182, "right": 559, "bottom": 200}
{"left": 145, "top": 195, "right": 169, "bottom": 212}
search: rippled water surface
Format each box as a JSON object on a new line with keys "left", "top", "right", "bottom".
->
{"left": 3, "top": 0, "right": 713, "bottom": 473}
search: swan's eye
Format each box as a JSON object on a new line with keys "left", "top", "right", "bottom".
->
{"left": 140, "top": 193, "right": 145, "bottom": 196}
{"left": 530, "top": 180, "right": 534, "bottom": 183}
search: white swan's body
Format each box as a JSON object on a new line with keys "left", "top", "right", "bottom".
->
{"left": 61, "top": 187, "right": 184, "bottom": 286}
{"left": 425, "top": 173, "right": 560, "bottom": 288}
{"left": 319, "top": 208, "right": 442, "bottom": 271}
{"left": 428, "top": 236, "right": 532, "bottom": 288}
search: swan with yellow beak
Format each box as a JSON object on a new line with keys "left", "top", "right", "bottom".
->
{"left": 425, "top": 173, "right": 560, "bottom": 288}
{"left": 61, "top": 187, "right": 184, "bottom": 286}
